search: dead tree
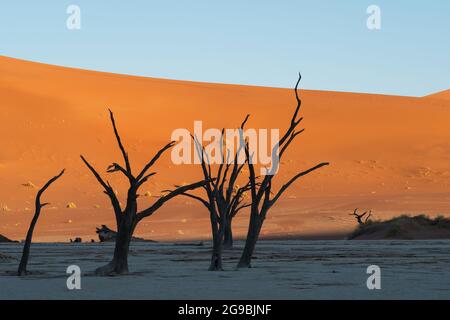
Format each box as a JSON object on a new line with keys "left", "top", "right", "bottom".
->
{"left": 223, "top": 181, "right": 252, "bottom": 249}
{"left": 81, "top": 110, "right": 209, "bottom": 275}
{"left": 17, "top": 169, "right": 65, "bottom": 276}
{"left": 176, "top": 117, "right": 251, "bottom": 270}
{"left": 350, "top": 209, "right": 372, "bottom": 225}
{"left": 237, "top": 74, "right": 329, "bottom": 268}
{"left": 96, "top": 225, "right": 118, "bottom": 242}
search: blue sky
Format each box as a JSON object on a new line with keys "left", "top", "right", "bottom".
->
{"left": 0, "top": 1, "right": 449, "bottom": 96}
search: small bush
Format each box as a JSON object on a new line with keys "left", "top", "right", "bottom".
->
{"left": 385, "top": 224, "right": 402, "bottom": 237}
{"left": 348, "top": 214, "right": 450, "bottom": 239}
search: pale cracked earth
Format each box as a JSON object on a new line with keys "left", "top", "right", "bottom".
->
{"left": 1, "top": 240, "right": 449, "bottom": 299}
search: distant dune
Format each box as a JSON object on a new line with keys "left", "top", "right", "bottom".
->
{"left": 426, "top": 89, "right": 450, "bottom": 100}
{"left": 0, "top": 234, "right": 15, "bottom": 243}
{"left": 1, "top": 55, "right": 450, "bottom": 242}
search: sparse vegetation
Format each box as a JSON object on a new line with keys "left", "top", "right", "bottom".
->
{"left": 349, "top": 214, "right": 450, "bottom": 240}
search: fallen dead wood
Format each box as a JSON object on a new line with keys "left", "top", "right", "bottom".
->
{"left": 95, "top": 225, "right": 156, "bottom": 243}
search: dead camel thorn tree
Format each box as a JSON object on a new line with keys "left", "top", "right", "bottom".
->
{"left": 223, "top": 180, "right": 253, "bottom": 249}
{"left": 81, "top": 109, "right": 210, "bottom": 275}
{"left": 350, "top": 209, "right": 372, "bottom": 225}
{"left": 175, "top": 116, "right": 252, "bottom": 270}
{"left": 237, "top": 73, "right": 330, "bottom": 269}
{"left": 18, "top": 169, "right": 65, "bottom": 276}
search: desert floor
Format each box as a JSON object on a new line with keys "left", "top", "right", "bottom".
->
{"left": 1, "top": 240, "right": 450, "bottom": 299}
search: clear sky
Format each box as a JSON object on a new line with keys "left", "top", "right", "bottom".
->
{"left": 0, "top": 1, "right": 449, "bottom": 96}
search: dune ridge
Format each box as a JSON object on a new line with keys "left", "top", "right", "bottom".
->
{"left": 426, "top": 89, "right": 450, "bottom": 100}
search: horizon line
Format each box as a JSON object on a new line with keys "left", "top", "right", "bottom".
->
{"left": 1, "top": 54, "right": 444, "bottom": 99}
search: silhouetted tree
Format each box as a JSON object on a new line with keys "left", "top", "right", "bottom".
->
{"left": 176, "top": 116, "right": 251, "bottom": 270}
{"left": 350, "top": 209, "right": 372, "bottom": 225}
{"left": 18, "top": 169, "right": 65, "bottom": 276}
{"left": 81, "top": 110, "right": 209, "bottom": 275}
{"left": 223, "top": 181, "right": 252, "bottom": 249}
{"left": 237, "top": 74, "right": 329, "bottom": 268}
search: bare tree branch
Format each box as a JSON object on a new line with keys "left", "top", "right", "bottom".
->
{"left": 136, "top": 179, "right": 211, "bottom": 221}
{"left": 37, "top": 169, "right": 65, "bottom": 200}
{"left": 136, "top": 141, "right": 175, "bottom": 182}
{"left": 81, "top": 155, "right": 109, "bottom": 190}
{"left": 137, "top": 172, "right": 157, "bottom": 189}
{"left": 177, "top": 192, "right": 210, "bottom": 209}
{"left": 81, "top": 155, "right": 122, "bottom": 224}
{"left": 350, "top": 209, "right": 372, "bottom": 225}
{"left": 108, "top": 109, "right": 132, "bottom": 177}
{"left": 270, "top": 162, "right": 329, "bottom": 206}
{"left": 107, "top": 162, "right": 133, "bottom": 180}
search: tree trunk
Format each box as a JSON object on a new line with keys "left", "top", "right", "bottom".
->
{"left": 95, "top": 215, "right": 135, "bottom": 275}
{"left": 237, "top": 215, "right": 263, "bottom": 268}
{"left": 209, "top": 235, "right": 223, "bottom": 271}
{"left": 17, "top": 169, "right": 64, "bottom": 276}
{"left": 17, "top": 208, "right": 41, "bottom": 276}
{"left": 223, "top": 218, "right": 233, "bottom": 249}
{"left": 209, "top": 214, "right": 224, "bottom": 271}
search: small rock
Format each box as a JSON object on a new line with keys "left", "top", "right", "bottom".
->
{"left": 21, "top": 181, "right": 36, "bottom": 189}
{"left": 66, "top": 202, "right": 77, "bottom": 209}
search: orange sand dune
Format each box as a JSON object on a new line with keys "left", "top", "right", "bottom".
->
{"left": 426, "top": 89, "right": 450, "bottom": 100}
{"left": 1, "top": 56, "right": 450, "bottom": 242}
